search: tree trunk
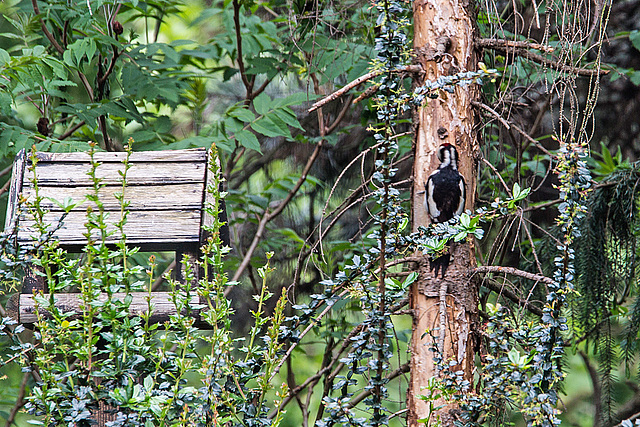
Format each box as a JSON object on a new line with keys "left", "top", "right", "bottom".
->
{"left": 408, "top": 0, "right": 480, "bottom": 425}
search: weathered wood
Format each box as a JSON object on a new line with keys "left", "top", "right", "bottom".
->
{"left": 21, "top": 183, "right": 204, "bottom": 211}
{"left": 94, "top": 400, "right": 117, "bottom": 427}
{"left": 8, "top": 148, "right": 216, "bottom": 252}
{"left": 33, "top": 148, "right": 206, "bottom": 163}
{"left": 9, "top": 292, "right": 204, "bottom": 325}
{"left": 18, "top": 210, "right": 202, "bottom": 249}
{"left": 30, "top": 161, "right": 206, "bottom": 186}
{"left": 4, "top": 149, "right": 25, "bottom": 233}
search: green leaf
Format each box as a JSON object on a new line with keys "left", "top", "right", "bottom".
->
{"left": 0, "top": 92, "right": 12, "bottom": 116}
{"left": 273, "top": 108, "right": 304, "bottom": 131}
{"left": 235, "top": 129, "right": 262, "bottom": 153}
{"left": 273, "top": 92, "right": 315, "bottom": 108}
{"left": 0, "top": 48, "right": 10, "bottom": 66}
{"left": 253, "top": 92, "right": 271, "bottom": 115}
{"left": 228, "top": 106, "right": 255, "bottom": 122}
{"left": 251, "top": 117, "right": 287, "bottom": 138}
{"left": 401, "top": 272, "right": 419, "bottom": 289}
{"left": 513, "top": 182, "right": 521, "bottom": 198}
{"left": 454, "top": 231, "right": 467, "bottom": 242}
{"left": 600, "top": 140, "right": 614, "bottom": 167}
{"left": 143, "top": 375, "right": 154, "bottom": 391}
{"left": 507, "top": 347, "right": 522, "bottom": 366}
{"left": 47, "top": 196, "right": 81, "bottom": 212}
{"left": 459, "top": 213, "right": 470, "bottom": 227}
{"left": 630, "top": 30, "right": 640, "bottom": 52}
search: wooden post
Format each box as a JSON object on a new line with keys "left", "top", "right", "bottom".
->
{"left": 408, "top": 0, "right": 480, "bottom": 425}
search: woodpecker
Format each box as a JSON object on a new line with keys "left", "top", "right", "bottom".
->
{"left": 424, "top": 143, "right": 466, "bottom": 277}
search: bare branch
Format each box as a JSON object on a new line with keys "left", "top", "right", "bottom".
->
{"left": 309, "top": 65, "right": 421, "bottom": 112}
{"left": 4, "top": 371, "right": 29, "bottom": 427}
{"left": 0, "top": 164, "right": 12, "bottom": 179}
{"left": 476, "top": 38, "right": 555, "bottom": 53}
{"left": 325, "top": 94, "right": 354, "bottom": 134}
{"left": 347, "top": 363, "right": 410, "bottom": 408}
{"left": 481, "top": 157, "right": 512, "bottom": 197}
{"left": 268, "top": 289, "right": 349, "bottom": 383}
{"left": 479, "top": 40, "right": 608, "bottom": 77}
{"left": 475, "top": 265, "right": 554, "bottom": 285}
{"left": 481, "top": 277, "right": 543, "bottom": 316}
{"left": 472, "top": 101, "right": 511, "bottom": 130}
{"left": 229, "top": 133, "right": 324, "bottom": 285}
{"left": 232, "top": 0, "right": 252, "bottom": 96}
{"left": 59, "top": 120, "right": 86, "bottom": 140}
{"left": 579, "top": 350, "right": 602, "bottom": 424}
{"left": 31, "top": 0, "right": 64, "bottom": 54}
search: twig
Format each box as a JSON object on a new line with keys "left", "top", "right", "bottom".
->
{"left": 308, "top": 65, "right": 421, "bottom": 112}
{"left": 474, "top": 265, "right": 554, "bottom": 285}
{"left": 523, "top": 198, "right": 562, "bottom": 212}
{"left": 268, "top": 289, "right": 349, "bottom": 382}
{"left": 469, "top": 100, "right": 553, "bottom": 160}
{"left": 274, "top": 365, "right": 332, "bottom": 417}
{"left": 233, "top": 0, "right": 252, "bottom": 95}
{"left": 476, "top": 38, "right": 555, "bottom": 53}
{"left": 4, "top": 371, "right": 29, "bottom": 427}
{"left": 229, "top": 129, "right": 324, "bottom": 285}
{"left": 509, "top": 121, "right": 553, "bottom": 158}
{"left": 481, "top": 157, "right": 512, "bottom": 197}
{"left": 482, "top": 41, "right": 608, "bottom": 77}
{"left": 481, "top": 277, "right": 543, "bottom": 316}
{"left": 2, "top": 343, "right": 39, "bottom": 366}
{"left": 580, "top": 350, "right": 602, "bottom": 424}
{"left": 0, "top": 164, "right": 12, "bottom": 179}
{"left": 309, "top": 70, "right": 380, "bottom": 112}
{"left": 325, "top": 94, "right": 354, "bottom": 134}
{"left": 59, "top": 120, "right": 86, "bottom": 140}
{"left": 346, "top": 362, "right": 410, "bottom": 409}
{"left": 517, "top": 210, "right": 544, "bottom": 275}
{"left": 31, "top": 0, "right": 64, "bottom": 54}
{"left": 152, "top": 259, "right": 176, "bottom": 291}
{"left": 472, "top": 101, "right": 511, "bottom": 130}
{"left": 0, "top": 177, "right": 12, "bottom": 197}
{"left": 97, "top": 50, "right": 120, "bottom": 86}
{"left": 269, "top": 323, "right": 366, "bottom": 420}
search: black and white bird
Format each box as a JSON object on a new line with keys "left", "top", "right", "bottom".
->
{"left": 424, "top": 143, "right": 466, "bottom": 277}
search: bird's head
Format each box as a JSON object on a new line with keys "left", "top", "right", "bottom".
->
{"left": 436, "top": 143, "right": 459, "bottom": 169}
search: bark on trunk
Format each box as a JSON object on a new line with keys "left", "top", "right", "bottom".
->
{"left": 408, "top": 0, "right": 480, "bottom": 425}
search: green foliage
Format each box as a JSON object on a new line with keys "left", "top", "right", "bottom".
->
{"left": 572, "top": 156, "right": 640, "bottom": 424}
{"left": 0, "top": 145, "right": 293, "bottom": 426}
{"left": 0, "top": 0, "right": 631, "bottom": 424}
{"left": 0, "top": 0, "right": 327, "bottom": 154}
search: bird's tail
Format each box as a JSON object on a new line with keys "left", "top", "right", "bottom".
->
{"left": 429, "top": 253, "right": 451, "bottom": 278}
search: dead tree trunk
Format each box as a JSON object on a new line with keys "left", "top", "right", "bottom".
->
{"left": 408, "top": 0, "right": 480, "bottom": 425}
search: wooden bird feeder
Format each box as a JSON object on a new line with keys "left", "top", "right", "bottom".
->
{"left": 4, "top": 147, "right": 221, "bottom": 326}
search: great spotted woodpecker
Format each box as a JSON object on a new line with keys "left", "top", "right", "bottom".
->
{"left": 424, "top": 143, "right": 466, "bottom": 277}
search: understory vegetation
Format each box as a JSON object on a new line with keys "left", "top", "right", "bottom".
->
{"left": 2, "top": 0, "right": 640, "bottom": 425}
